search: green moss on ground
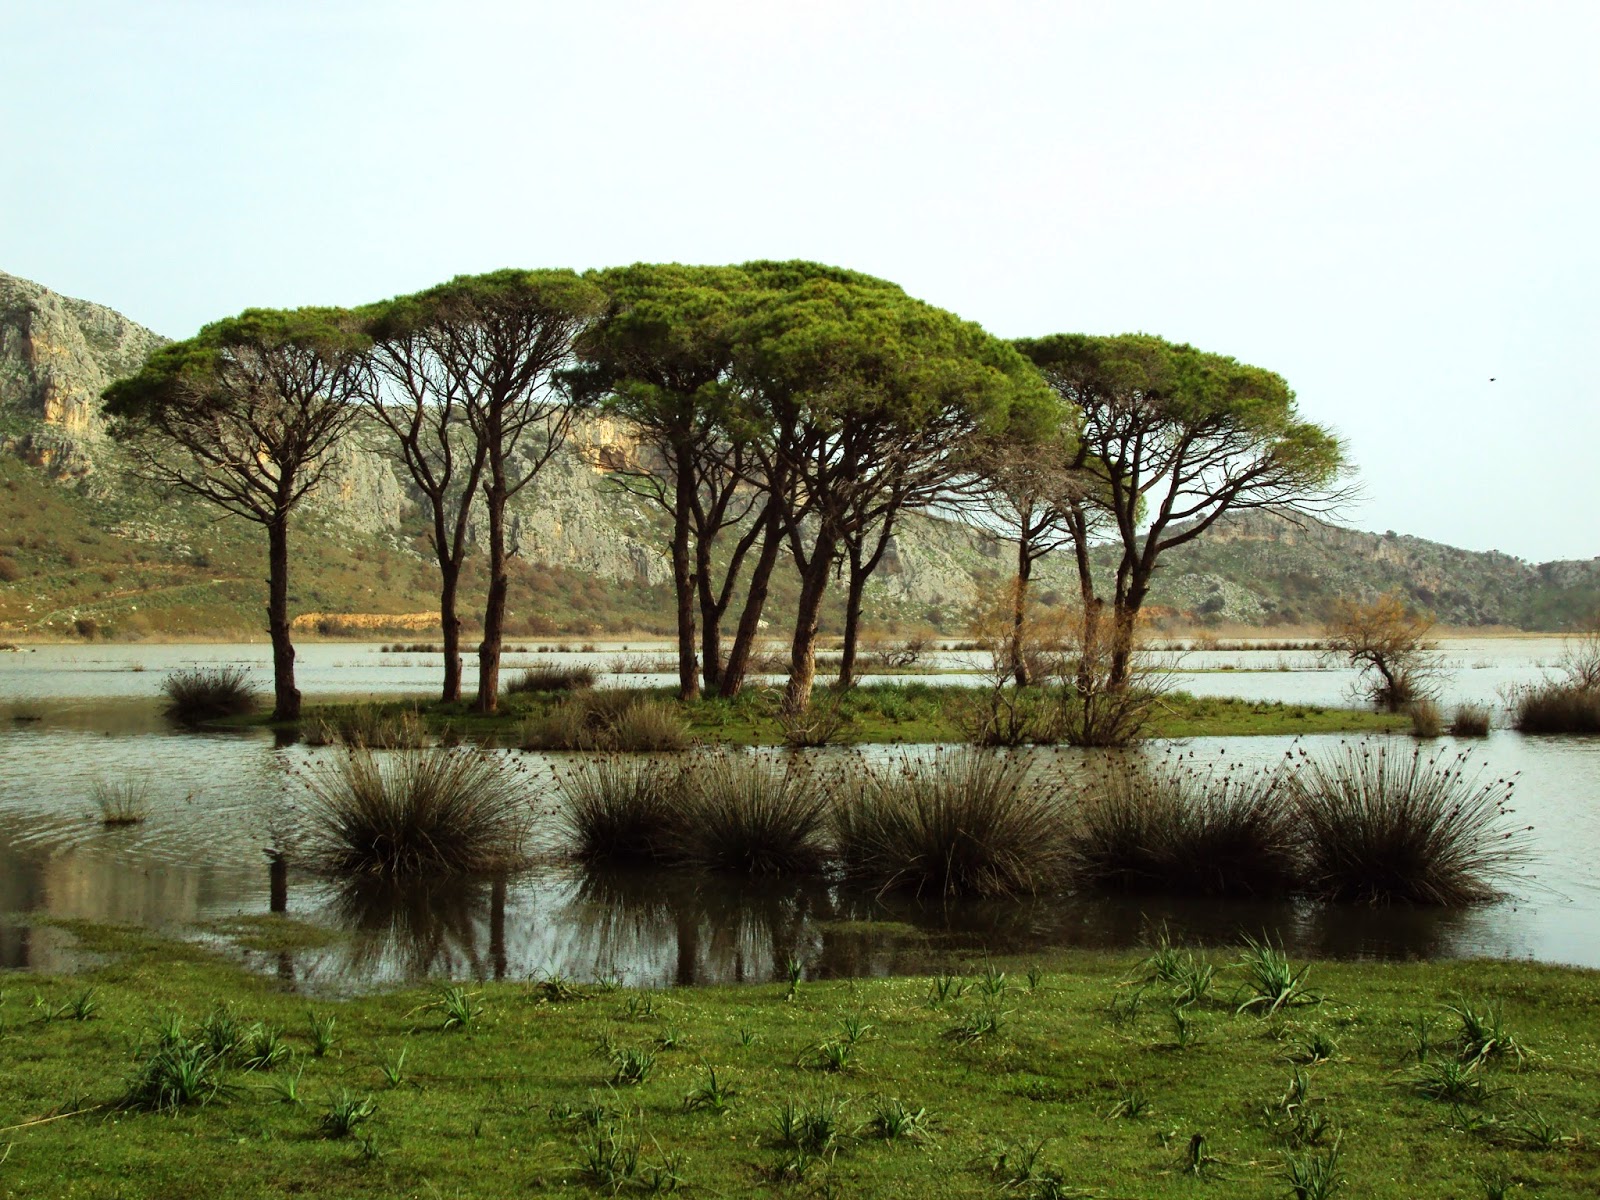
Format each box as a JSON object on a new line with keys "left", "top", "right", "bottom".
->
{"left": 1, "top": 931, "right": 1596, "bottom": 1197}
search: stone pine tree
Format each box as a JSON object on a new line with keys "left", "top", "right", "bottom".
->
{"left": 1016, "top": 333, "right": 1349, "bottom": 688}
{"left": 969, "top": 429, "right": 1087, "bottom": 686}
{"left": 357, "top": 294, "right": 489, "bottom": 704}
{"left": 730, "top": 263, "right": 1059, "bottom": 712}
{"left": 399, "top": 270, "right": 604, "bottom": 713}
{"left": 573, "top": 264, "right": 756, "bottom": 699}
{"left": 102, "top": 309, "right": 369, "bottom": 720}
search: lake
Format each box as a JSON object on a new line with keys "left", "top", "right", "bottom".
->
{"left": 2, "top": 638, "right": 1594, "bottom": 992}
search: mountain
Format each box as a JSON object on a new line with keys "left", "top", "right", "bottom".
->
{"left": 1, "top": 270, "right": 1596, "bottom": 640}
{"left": 1134, "top": 510, "right": 1600, "bottom": 630}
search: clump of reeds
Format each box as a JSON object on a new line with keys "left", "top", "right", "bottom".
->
{"left": 830, "top": 750, "right": 1072, "bottom": 898}
{"left": 305, "top": 705, "right": 428, "bottom": 749}
{"left": 775, "top": 696, "right": 855, "bottom": 748}
{"left": 520, "top": 692, "right": 689, "bottom": 752}
{"left": 506, "top": 664, "right": 597, "bottom": 694}
{"left": 161, "top": 665, "right": 258, "bottom": 724}
{"left": 92, "top": 777, "right": 151, "bottom": 826}
{"left": 667, "top": 754, "right": 828, "bottom": 875}
{"left": 1408, "top": 698, "right": 1443, "bottom": 738}
{"left": 1280, "top": 741, "right": 1523, "bottom": 905}
{"left": 556, "top": 756, "right": 680, "bottom": 864}
{"left": 1064, "top": 755, "right": 1299, "bottom": 898}
{"left": 1449, "top": 704, "right": 1492, "bottom": 738}
{"left": 1510, "top": 681, "right": 1600, "bottom": 734}
{"left": 300, "top": 747, "right": 529, "bottom": 876}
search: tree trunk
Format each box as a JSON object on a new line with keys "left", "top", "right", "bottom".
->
{"left": 696, "top": 534, "right": 723, "bottom": 694}
{"left": 1069, "top": 506, "right": 1101, "bottom": 695}
{"left": 718, "top": 513, "right": 785, "bottom": 698}
{"left": 266, "top": 516, "right": 300, "bottom": 722}
{"left": 783, "top": 538, "right": 837, "bottom": 713}
{"left": 439, "top": 560, "right": 464, "bottom": 704}
{"left": 835, "top": 553, "right": 868, "bottom": 690}
{"left": 476, "top": 480, "right": 508, "bottom": 713}
{"left": 671, "top": 467, "right": 699, "bottom": 700}
{"left": 1107, "top": 579, "right": 1146, "bottom": 690}
{"left": 1011, "top": 545, "right": 1034, "bottom": 687}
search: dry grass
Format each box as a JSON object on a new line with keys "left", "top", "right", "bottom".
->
{"left": 1280, "top": 741, "right": 1524, "bottom": 905}
{"left": 830, "top": 749, "right": 1072, "bottom": 898}
{"left": 300, "top": 747, "right": 530, "bottom": 876}
{"left": 555, "top": 756, "right": 679, "bottom": 865}
{"left": 1064, "top": 754, "right": 1300, "bottom": 898}
{"left": 161, "top": 666, "right": 259, "bottom": 724}
{"left": 666, "top": 753, "right": 829, "bottom": 875}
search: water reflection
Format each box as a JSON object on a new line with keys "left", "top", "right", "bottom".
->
{"left": 564, "top": 869, "right": 829, "bottom": 985}
{"left": 2, "top": 696, "right": 1595, "bottom": 990}
{"left": 324, "top": 874, "right": 507, "bottom": 980}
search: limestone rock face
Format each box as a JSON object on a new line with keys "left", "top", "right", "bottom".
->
{"left": 0, "top": 271, "right": 168, "bottom": 472}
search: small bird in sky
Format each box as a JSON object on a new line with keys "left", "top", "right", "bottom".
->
{"left": 1490, "top": 377, "right": 1497, "bottom": 382}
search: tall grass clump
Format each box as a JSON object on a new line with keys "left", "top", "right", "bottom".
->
{"left": 1510, "top": 681, "right": 1600, "bottom": 734}
{"left": 301, "top": 747, "right": 529, "bottom": 876}
{"left": 830, "top": 750, "right": 1071, "bottom": 898}
{"left": 556, "top": 756, "right": 679, "bottom": 864}
{"left": 305, "top": 705, "right": 428, "bottom": 749}
{"left": 521, "top": 692, "right": 689, "bottom": 752}
{"left": 92, "top": 777, "right": 150, "bottom": 826}
{"left": 1408, "top": 698, "right": 1443, "bottom": 738}
{"left": 1448, "top": 704, "right": 1491, "bottom": 737}
{"left": 1280, "top": 742, "right": 1524, "bottom": 905}
{"left": 667, "top": 754, "right": 828, "bottom": 875}
{"left": 1064, "top": 755, "right": 1299, "bottom": 898}
{"left": 161, "top": 665, "right": 258, "bottom": 724}
{"left": 506, "top": 663, "right": 597, "bottom": 694}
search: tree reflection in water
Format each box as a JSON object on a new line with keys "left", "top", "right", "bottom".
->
{"left": 263, "top": 862, "right": 1501, "bottom": 992}
{"left": 561, "top": 869, "right": 833, "bottom": 986}
{"left": 322, "top": 873, "right": 509, "bottom": 982}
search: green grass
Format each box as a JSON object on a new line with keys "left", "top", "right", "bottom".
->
{"left": 274, "top": 684, "right": 1407, "bottom": 747}
{"left": 2, "top": 929, "right": 1597, "bottom": 1197}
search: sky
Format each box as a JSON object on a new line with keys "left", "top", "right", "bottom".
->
{"left": 7, "top": 1, "right": 1597, "bottom": 562}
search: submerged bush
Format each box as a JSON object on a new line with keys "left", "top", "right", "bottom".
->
{"left": 830, "top": 750, "right": 1072, "bottom": 898}
{"left": 668, "top": 753, "right": 829, "bottom": 875}
{"left": 1510, "top": 681, "right": 1600, "bottom": 735}
{"left": 556, "top": 756, "right": 679, "bottom": 864}
{"left": 301, "top": 747, "right": 529, "bottom": 876}
{"left": 92, "top": 777, "right": 151, "bottom": 826}
{"left": 1065, "top": 755, "right": 1299, "bottom": 898}
{"left": 506, "top": 664, "right": 597, "bottom": 694}
{"left": 1408, "top": 699, "right": 1443, "bottom": 738}
{"left": 162, "top": 665, "right": 259, "bottom": 724}
{"left": 1449, "top": 703, "right": 1492, "bottom": 738}
{"left": 521, "top": 692, "right": 689, "bottom": 752}
{"left": 1281, "top": 742, "right": 1524, "bottom": 905}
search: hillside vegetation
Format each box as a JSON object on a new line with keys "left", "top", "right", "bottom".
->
{"left": 2, "top": 269, "right": 1596, "bottom": 640}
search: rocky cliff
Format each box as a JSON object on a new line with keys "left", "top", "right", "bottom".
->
{"left": 1, "top": 269, "right": 1595, "bottom": 637}
{"left": 0, "top": 272, "right": 167, "bottom": 479}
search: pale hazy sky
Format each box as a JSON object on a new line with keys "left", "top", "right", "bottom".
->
{"left": 7, "top": 2, "right": 1597, "bottom": 561}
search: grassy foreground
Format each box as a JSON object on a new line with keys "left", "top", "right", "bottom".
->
{"left": 274, "top": 685, "right": 1407, "bottom": 746}
{"left": 3, "top": 928, "right": 1596, "bottom": 1198}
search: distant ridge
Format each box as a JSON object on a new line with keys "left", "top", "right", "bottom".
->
{"left": 1, "top": 270, "right": 1595, "bottom": 636}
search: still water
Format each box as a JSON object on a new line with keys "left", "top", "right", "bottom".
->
{"left": 1, "top": 640, "right": 1594, "bottom": 992}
